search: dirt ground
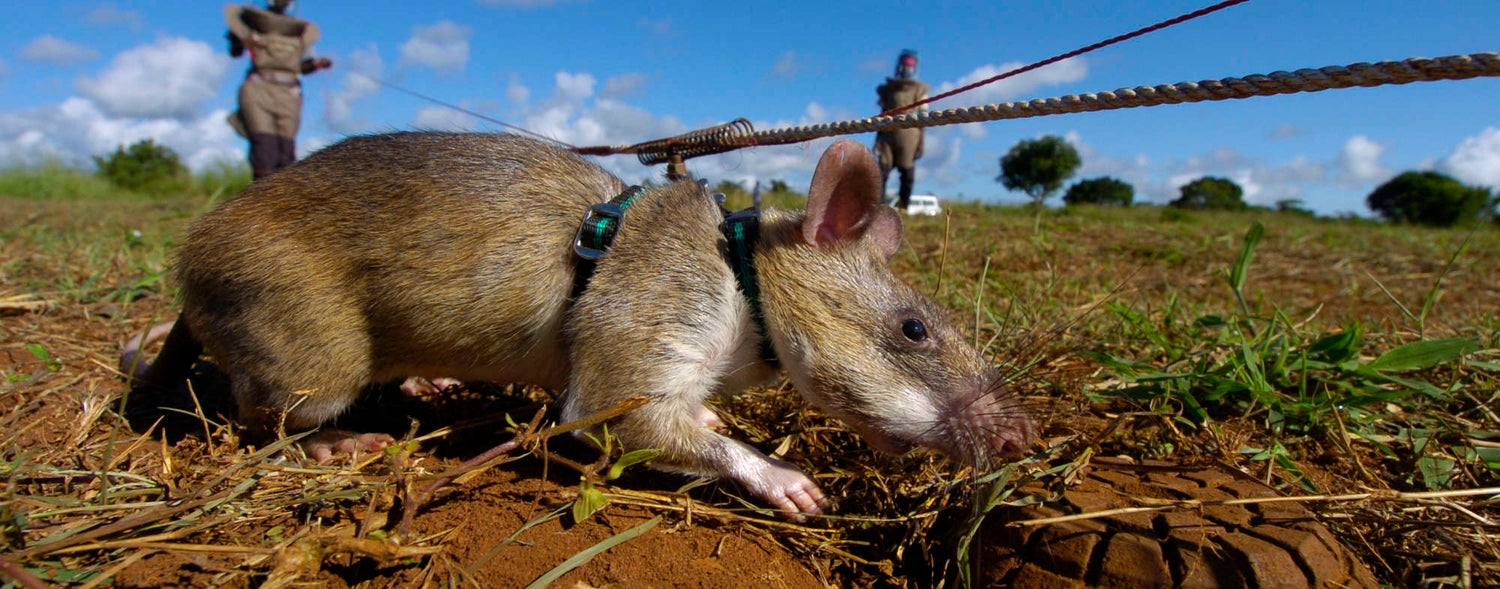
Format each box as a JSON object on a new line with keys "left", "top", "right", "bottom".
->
{"left": 4, "top": 196, "right": 1498, "bottom": 587}
{"left": 4, "top": 298, "right": 837, "bottom": 588}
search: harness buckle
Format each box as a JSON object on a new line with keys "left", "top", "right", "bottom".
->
{"left": 573, "top": 202, "right": 625, "bottom": 261}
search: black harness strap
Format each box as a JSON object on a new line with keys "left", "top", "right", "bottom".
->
{"left": 571, "top": 185, "right": 646, "bottom": 300}
{"left": 569, "top": 186, "right": 778, "bottom": 367}
{"left": 721, "top": 208, "right": 779, "bottom": 367}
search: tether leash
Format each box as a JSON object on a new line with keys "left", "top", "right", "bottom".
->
{"left": 569, "top": 186, "right": 778, "bottom": 367}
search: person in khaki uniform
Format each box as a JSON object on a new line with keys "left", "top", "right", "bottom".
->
{"left": 873, "top": 50, "right": 930, "bottom": 210}
{"left": 225, "top": 0, "right": 331, "bottom": 179}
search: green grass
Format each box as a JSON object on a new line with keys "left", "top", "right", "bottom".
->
{"left": 2, "top": 178, "right": 1497, "bottom": 586}
{"left": 0, "top": 161, "right": 251, "bottom": 202}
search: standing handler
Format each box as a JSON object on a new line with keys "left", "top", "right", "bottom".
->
{"left": 225, "top": 0, "right": 331, "bottom": 180}
{"left": 873, "top": 49, "right": 930, "bottom": 211}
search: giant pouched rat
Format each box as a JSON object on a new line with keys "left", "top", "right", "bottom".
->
{"left": 121, "top": 133, "right": 1034, "bottom": 517}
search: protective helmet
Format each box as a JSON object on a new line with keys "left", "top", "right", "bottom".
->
{"left": 895, "top": 49, "right": 918, "bottom": 79}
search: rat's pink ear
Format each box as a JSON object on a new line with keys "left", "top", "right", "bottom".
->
{"left": 804, "top": 139, "right": 902, "bottom": 259}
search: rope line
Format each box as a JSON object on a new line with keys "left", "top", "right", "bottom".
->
{"left": 585, "top": 52, "right": 1500, "bottom": 165}
{"left": 348, "top": 71, "right": 577, "bottom": 149}
{"left": 880, "top": 0, "right": 1252, "bottom": 118}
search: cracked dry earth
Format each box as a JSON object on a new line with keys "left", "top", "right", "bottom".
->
{"left": 975, "top": 458, "right": 1380, "bottom": 588}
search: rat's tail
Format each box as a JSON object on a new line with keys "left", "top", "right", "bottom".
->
{"left": 119, "top": 316, "right": 203, "bottom": 387}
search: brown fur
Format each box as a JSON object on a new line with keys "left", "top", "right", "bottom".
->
{"left": 127, "top": 133, "right": 1032, "bottom": 516}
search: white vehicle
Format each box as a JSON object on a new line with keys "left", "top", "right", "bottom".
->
{"left": 905, "top": 194, "right": 942, "bottom": 216}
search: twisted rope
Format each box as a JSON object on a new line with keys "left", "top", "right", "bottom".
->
{"left": 880, "top": 0, "right": 1252, "bottom": 117}
{"left": 589, "top": 52, "right": 1499, "bottom": 164}
{"left": 756, "top": 52, "right": 1500, "bottom": 146}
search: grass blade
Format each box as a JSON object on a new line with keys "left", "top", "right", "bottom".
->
{"left": 1228, "top": 220, "right": 1263, "bottom": 294}
{"left": 524, "top": 516, "right": 661, "bottom": 589}
{"left": 1366, "top": 337, "right": 1482, "bottom": 372}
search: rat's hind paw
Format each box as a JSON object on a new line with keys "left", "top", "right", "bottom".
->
{"left": 302, "top": 430, "right": 396, "bottom": 463}
{"left": 399, "top": 376, "right": 462, "bottom": 397}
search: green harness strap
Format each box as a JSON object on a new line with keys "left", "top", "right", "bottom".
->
{"left": 569, "top": 187, "right": 777, "bottom": 367}
{"left": 571, "top": 185, "right": 645, "bottom": 300}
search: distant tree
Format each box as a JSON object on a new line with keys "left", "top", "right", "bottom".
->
{"left": 1275, "top": 198, "right": 1316, "bottom": 217}
{"left": 1170, "top": 177, "right": 1246, "bottom": 211}
{"left": 1063, "top": 177, "right": 1134, "bottom": 207}
{"left": 1366, "top": 170, "right": 1493, "bottom": 227}
{"left": 769, "top": 179, "right": 791, "bottom": 193}
{"left": 713, "top": 180, "right": 748, "bottom": 198}
{"left": 998, "top": 135, "right": 1082, "bottom": 229}
{"left": 92, "top": 139, "right": 188, "bottom": 193}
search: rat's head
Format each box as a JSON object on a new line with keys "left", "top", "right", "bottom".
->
{"left": 754, "top": 139, "right": 1034, "bottom": 466}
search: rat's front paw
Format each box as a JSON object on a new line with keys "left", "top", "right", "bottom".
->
{"left": 741, "top": 458, "right": 827, "bottom": 521}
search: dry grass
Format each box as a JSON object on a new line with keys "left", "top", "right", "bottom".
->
{"left": 2, "top": 185, "right": 1498, "bottom": 587}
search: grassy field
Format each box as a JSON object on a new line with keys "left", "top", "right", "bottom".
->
{"left": 1, "top": 167, "right": 1497, "bottom": 587}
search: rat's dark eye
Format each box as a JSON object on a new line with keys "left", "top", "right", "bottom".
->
{"left": 900, "top": 318, "right": 928, "bottom": 342}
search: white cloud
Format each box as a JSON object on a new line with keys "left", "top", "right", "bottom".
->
{"left": 914, "top": 128, "right": 966, "bottom": 187}
{"left": 398, "top": 21, "right": 470, "bottom": 71}
{"left": 859, "top": 53, "right": 891, "bottom": 75}
{"left": 502, "top": 71, "right": 865, "bottom": 190}
{"left": 1268, "top": 123, "right": 1301, "bottom": 140}
{"left": 931, "top": 58, "right": 1088, "bottom": 109}
{"left": 325, "top": 45, "right": 384, "bottom": 134}
{"left": 75, "top": 37, "right": 230, "bottom": 119}
{"left": 506, "top": 74, "right": 531, "bottom": 105}
{"left": 21, "top": 35, "right": 101, "bottom": 66}
{"left": 0, "top": 98, "right": 242, "bottom": 172}
{"left": 1437, "top": 127, "right": 1500, "bottom": 189}
{"left": 599, "top": 73, "right": 648, "bottom": 100}
{"left": 1063, "top": 131, "right": 1336, "bottom": 207}
{"left": 770, "top": 51, "right": 802, "bottom": 80}
{"left": 554, "top": 71, "right": 596, "bottom": 100}
{"left": 85, "top": 4, "right": 144, "bottom": 30}
{"left": 1336, "top": 135, "right": 1389, "bottom": 186}
{"left": 412, "top": 106, "right": 474, "bottom": 131}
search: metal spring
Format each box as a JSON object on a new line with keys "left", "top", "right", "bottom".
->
{"left": 632, "top": 118, "right": 756, "bottom": 166}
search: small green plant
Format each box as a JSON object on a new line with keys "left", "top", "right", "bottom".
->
{"left": 92, "top": 139, "right": 189, "bottom": 194}
{"left": 574, "top": 424, "right": 661, "bottom": 523}
{"left": 1087, "top": 221, "right": 1491, "bottom": 491}
{"left": 25, "top": 344, "right": 63, "bottom": 372}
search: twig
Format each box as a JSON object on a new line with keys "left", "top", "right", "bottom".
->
{"left": 12, "top": 489, "right": 232, "bottom": 559}
{"left": 0, "top": 557, "right": 54, "bottom": 589}
{"left": 931, "top": 212, "right": 951, "bottom": 299}
{"left": 395, "top": 396, "right": 649, "bottom": 538}
{"left": 75, "top": 549, "right": 155, "bottom": 589}
{"left": 602, "top": 491, "right": 836, "bottom": 534}
{"left": 1331, "top": 405, "right": 1380, "bottom": 486}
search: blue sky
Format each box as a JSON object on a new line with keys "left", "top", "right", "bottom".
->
{"left": 2, "top": 0, "right": 1496, "bottom": 215}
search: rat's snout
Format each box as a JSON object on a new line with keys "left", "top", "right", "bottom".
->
{"left": 932, "top": 375, "right": 1036, "bottom": 465}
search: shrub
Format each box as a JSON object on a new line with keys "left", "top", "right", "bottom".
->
{"left": 1274, "top": 199, "right": 1316, "bottom": 217}
{"left": 92, "top": 139, "right": 189, "bottom": 194}
{"left": 1366, "top": 170, "right": 1494, "bottom": 227}
{"left": 1170, "top": 177, "right": 1246, "bottom": 211}
{"left": 1064, "top": 177, "right": 1134, "bottom": 207}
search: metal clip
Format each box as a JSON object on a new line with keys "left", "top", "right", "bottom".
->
{"left": 573, "top": 202, "right": 625, "bottom": 261}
